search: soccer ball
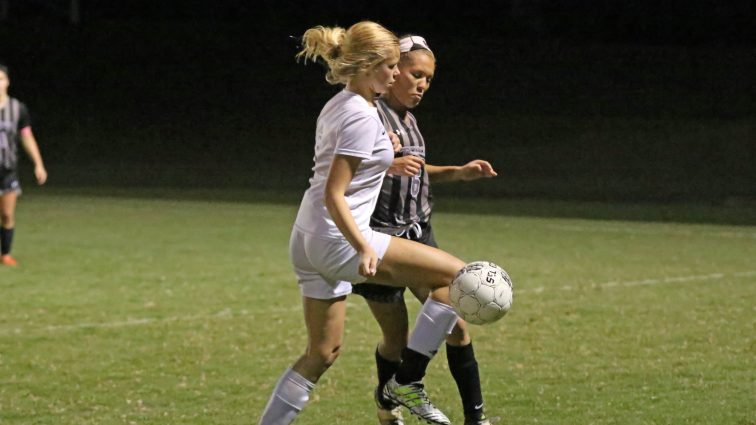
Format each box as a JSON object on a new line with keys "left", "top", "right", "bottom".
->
{"left": 450, "top": 261, "right": 513, "bottom": 325}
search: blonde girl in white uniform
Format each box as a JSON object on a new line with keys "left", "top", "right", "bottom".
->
{"left": 258, "top": 21, "right": 468, "bottom": 425}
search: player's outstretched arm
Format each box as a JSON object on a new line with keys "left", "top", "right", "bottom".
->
{"left": 426, "top": 159, "right": 497, "bottom": 183}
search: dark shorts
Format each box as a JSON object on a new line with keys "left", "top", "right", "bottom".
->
{"left": 0, "top": 170, "right": 21, "bottom": 195}
{"left": 352, "top": 222, "right": 438, "bottom": 304}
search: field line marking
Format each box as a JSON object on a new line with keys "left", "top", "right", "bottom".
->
{"left": 2, "top": 271, "right": 754, "bottom": 336}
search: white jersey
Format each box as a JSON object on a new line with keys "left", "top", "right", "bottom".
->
{"left": 294, "top": 89, "right": 394, "bottom": 239}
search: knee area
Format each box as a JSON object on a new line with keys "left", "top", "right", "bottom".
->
{"left": 379, "top": 339, "right": 406, "bottom": 361}
{"left": 0, "top": 212, "right": 12, "bottom": 225}
{"left": 436, "top": 262, "right": 465, "bottom": 288}
{"left": 447, "top": 260, "right": 466, "bottom": 281}
{"left": 308, "top": 345, "right": 342, "bottom": 370}
{"left": 446, "top": 323, "right": 471, "bottom": 346}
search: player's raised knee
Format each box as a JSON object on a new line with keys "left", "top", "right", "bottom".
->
{"left": 313, "top": 344, "right": 342, "bottom": 371}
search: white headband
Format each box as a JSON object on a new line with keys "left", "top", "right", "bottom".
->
{"left": 399, "top": 35, "right": 432, "bottom": 54}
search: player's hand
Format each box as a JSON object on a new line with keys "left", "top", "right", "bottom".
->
{"left": 388, "top": 155, "right": 425, "bottom": 177}
{"left": 358, "top": 246, "right": 379, "bottom": 277}
{"left": 389, "top": 131, "right": 401, "bottom": 152}
{"left": 35, "top": 165, "right": 48, "bottom": 185}
{"left": 459, "top": 159, "right": 497, "bottom": 181}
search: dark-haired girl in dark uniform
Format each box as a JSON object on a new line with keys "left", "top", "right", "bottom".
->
{"left": 0, "top": 64, "right": 48, "bottom": 266}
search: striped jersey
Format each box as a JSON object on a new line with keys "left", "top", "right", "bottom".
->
{"left": 371, "top": 97, "right": 432, "bottom": 229}
{"left": 0, "top": 98, "right": 31, "bottom": 171}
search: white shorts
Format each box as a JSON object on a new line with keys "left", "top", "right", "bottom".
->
{"left": 289, "top": 226, "right": 392, "bottom": 300}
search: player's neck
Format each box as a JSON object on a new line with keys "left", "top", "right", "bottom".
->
{"left": 345, "top": 81, "right": 377, "bottom": 107}
{"left": 383, "top": 92, "right": 408, "bottom": 117}
{"left": 0, "top": 93, "right": 7, "bottom": 107}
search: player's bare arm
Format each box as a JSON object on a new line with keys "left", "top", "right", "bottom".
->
{"left": 19, "top": 130, "right": 47, "bottom": 185}
{"left": 388, "top": 155, "right": 425, "bottom": 176}
{"left": 325, "top": 153, "right": 379, "bottom": 277}
{"left": 426, "top": 159, "right": 497, "bottom": 183}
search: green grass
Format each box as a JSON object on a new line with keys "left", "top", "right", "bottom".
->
{"left": 1, "top": 189, "right": 754, "bottom": 424}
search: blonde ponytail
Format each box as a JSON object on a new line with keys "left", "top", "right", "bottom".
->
{"left": 296, "top": 26, "right": 347, "bottom": 64}
{"left": 297, "top": 21, "right": 399, "bottom": 85}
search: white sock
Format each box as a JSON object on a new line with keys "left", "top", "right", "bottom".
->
{"left": 407, "top": 298, "right": 459, "bottom": 358}
{"left": 258, "top": 368, "right": 315, "bottom": 425}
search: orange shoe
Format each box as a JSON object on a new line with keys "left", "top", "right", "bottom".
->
{"left": 1, "top": 255, "right": 18, "bottom": 266}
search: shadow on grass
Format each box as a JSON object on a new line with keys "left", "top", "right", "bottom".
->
{"left": 25, "top": 185, "right": 756, "bottom": 226}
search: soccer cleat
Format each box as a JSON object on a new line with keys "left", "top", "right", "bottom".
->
{"left": 1, "top": 255, "right": 17, "bottom": 266}
{"left": 375, "top": 384, "right": 399, "bottom": 410}
{"left": 382, "top": 377, "right": 450, "bottom": 425}
{"left": 375, "top": 385, "right": 404, "bottom": 425}
{"left": 377, "top": 406, "right": 405, "bottom": 425}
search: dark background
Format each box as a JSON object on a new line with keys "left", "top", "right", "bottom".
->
{"left": 1, "top": 0, "right": 754, "bottom": 202}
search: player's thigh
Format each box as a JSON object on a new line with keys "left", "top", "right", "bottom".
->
{"left": 374, "top": 236, "right": 465, "bottom": 290}
{"left": 302, "top": 295, "right": 347, "bottom": 356}
{"left": 403, "top": 227, "right": 438, "bottom": 301}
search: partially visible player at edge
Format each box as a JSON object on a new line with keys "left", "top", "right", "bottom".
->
{"left": 0, "top": 64, "right": 48, "bottom": 267}
{"left": 257, "top": 21, "right": 477, "bottom": 425}
{"left": 352, "top": 35, "right": 498, "bottom": 425}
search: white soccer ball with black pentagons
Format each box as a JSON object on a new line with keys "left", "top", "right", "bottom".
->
{"left": 450, "top": 261, "right": 513, "bottom": 325}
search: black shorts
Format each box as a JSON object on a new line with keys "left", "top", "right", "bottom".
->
{"left": 352, "top": 222, "right": 438, "bottom": 304}
{"left": 0, "top": 170, "right": 21, "bottom": 195}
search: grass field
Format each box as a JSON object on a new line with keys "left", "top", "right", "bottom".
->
{"left": 1, "top": 188, "right": 754, "bottom": 425}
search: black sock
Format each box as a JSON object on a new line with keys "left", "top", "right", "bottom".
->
{"left": 447, "top": 342, "right": 485, "bottom": 419}
{"left": 375, "top": 348, "right": 401, "bottom": 407}
{"left": 376, "top": 348, "right": 401, "bottom": 389}
{"left": 0, "top": 227, "right": 13, "bottom": 255}
{"left": 395, "top": 347, "right": 431, "bottom": 385}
